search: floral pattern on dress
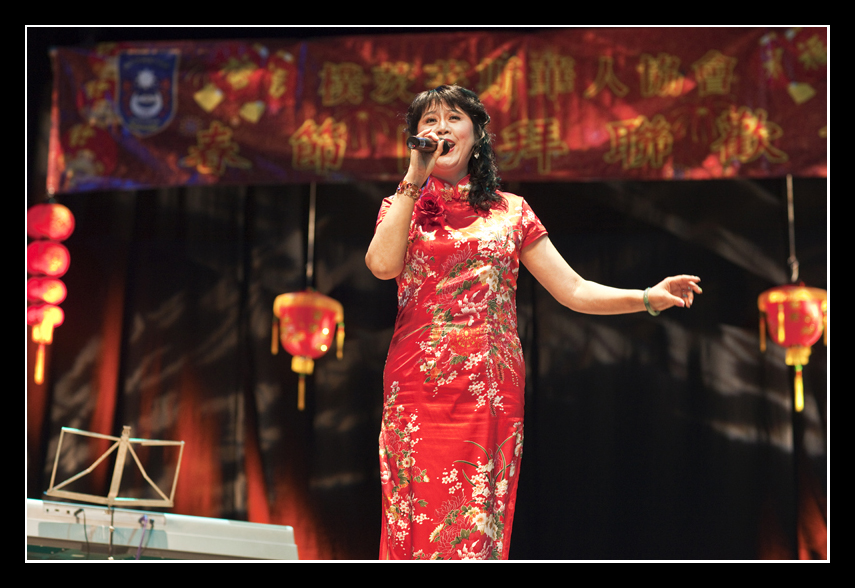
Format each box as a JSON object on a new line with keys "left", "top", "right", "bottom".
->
{"left": 415, "top": 421, "right": 524, "bottom": 560}
{"left": 376, "top": 175, "right": 546, "bottom": 560}
{"left": 404, "top": 178, "right": 530, "bottom": 415}
{"left": 379, "top": 381, "right": 430, "bottom": 550}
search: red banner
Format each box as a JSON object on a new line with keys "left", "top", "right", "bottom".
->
{"left": 47, "top": 27, "right": 827, "bottom": 193}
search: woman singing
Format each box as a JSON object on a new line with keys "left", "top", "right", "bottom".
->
{"left": 366, "top": 85, "right": 701, "bottom": 560}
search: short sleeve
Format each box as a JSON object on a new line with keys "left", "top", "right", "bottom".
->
{"left": 520, "top": 198, "right": 548, "bottom": 250}
{"left": 375, "top": 195, "right": 396, "bottom": 231}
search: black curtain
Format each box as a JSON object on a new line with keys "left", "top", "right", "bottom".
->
{"left": 514, "top": 178, "right": 827, "bottom": 559}
{"left": 27, "top": 176, "right": 827, "bottom": 560}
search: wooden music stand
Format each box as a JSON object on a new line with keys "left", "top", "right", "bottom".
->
{"left": 45, "top": 426, "right": 184, "bottom": 508}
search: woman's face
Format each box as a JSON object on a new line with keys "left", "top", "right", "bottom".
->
{"left": 416, "top": 100, "right": 477, "bottom": 185}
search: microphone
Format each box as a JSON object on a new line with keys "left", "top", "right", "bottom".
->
{"left": 407, "top": 136, "right": 450, "bottom": 155}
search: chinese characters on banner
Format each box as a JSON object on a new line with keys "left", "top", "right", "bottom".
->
{"left": 46, "top": 28, "right": 827, "bottom": 194}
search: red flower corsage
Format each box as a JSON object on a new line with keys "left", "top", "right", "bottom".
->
{"left": 414, "top": 194, "right": 445, "bottom": 230}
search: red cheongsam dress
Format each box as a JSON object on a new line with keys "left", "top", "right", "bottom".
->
{"left": 375, "top": 175, "right": 548, "bottom": 560}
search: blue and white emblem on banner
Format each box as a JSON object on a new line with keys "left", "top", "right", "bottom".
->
{"left": 117, "top": 50, "right": 179, "bottom": 137}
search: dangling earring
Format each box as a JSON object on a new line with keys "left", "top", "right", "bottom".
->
{"left": 474, "top": 130, "right": 485, "bottom": 159}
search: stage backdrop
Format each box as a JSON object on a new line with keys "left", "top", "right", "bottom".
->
{"left": 27, "top": 177, "right": 827, "bottom": 560}
{"left": 29, "top": 28, "right": 827, "bottom": 560}
{"left": 47, "top": 27, "right": 826, "bottom": 194}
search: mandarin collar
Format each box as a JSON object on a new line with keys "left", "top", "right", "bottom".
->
{"left": 425, "top": 175, "right": 472, "bottom": 203}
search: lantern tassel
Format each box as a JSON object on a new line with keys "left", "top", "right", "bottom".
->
{"left": 759, "top": 313, "right": 766, "bottom": 352}
{"left": 298, "top": 375, "right": 306, "bottom": 411}
{"left": 794, "top": 365, "right": 804, "bottom": 412}
{"left": 271, "top": 319, "right": 279, "bottom": 355}
{"left": 336, "top": 322, "right": 345, "bottom": 359}
{"left": 34, "top": 344, "right": 46, "bottom": 385}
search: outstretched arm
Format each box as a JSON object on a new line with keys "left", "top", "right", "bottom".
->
{"left": 520, "top": 236, "right": 701, "bottom": 315}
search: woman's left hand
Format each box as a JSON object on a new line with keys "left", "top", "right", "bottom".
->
{"left": 647, "top": 275, "right": 702, "bottom": 311}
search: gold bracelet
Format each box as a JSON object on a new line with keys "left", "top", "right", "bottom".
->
{"left": 396, "top": 180, "right": 420, "bottom": 202}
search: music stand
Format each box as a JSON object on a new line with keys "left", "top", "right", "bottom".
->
{"left": 45, "top": 425, "right": 184, "bottom": 508}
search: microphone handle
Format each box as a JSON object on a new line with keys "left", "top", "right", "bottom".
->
{"left": 407, "top": 136, "right": 450, "bottom": 155}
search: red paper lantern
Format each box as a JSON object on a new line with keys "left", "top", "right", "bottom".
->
{"left": 27, "top": 200, "right": 75, "bottom": 384}
{"left": 27, "top": 304, "right": 65, "bottom": 341}
{"left": 758, "top": 283, "right": 827, "bottom": 412}
{"left": 27, "top": 202, "right": 76, "bottom": 241}
{"left": 26, "top": 241, "right": 71, "bottom": 278}
{"left": 27, "top": 277, "right": 68, "bottom": 305}
{"left": 272, "top": 290, "right": 344, "bottom": 410}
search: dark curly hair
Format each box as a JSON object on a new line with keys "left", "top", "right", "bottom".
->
{"left": 405, "top": 85, "right": 503, "bottom": 212}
